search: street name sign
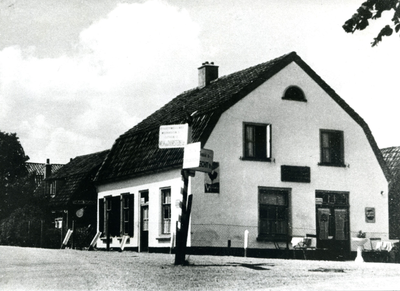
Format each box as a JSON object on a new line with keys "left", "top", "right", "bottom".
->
{"left": 159, "top": 124, "right": 189, "bottom": 149}
{"left": 183, "top": 142, "right": 214, "bottom": 173}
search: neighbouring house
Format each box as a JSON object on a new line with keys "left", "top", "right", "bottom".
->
{"left": 94, "top": 52, "right": 390, "bottom": 259}
{"left": 26, "top": 159, "right": 64, "bottom": 190}
{"left": 44, "top": 150, "right": 109, "bottom": 248}
{"left": 381, "top": 146, "right": 400, "bottom": 239}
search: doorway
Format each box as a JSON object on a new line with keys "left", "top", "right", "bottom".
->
{"left": 140, "top": 191, "right": 149, "bottom": 252}
{"left": 315, "top": 191, "right": 350, "bottom": 255}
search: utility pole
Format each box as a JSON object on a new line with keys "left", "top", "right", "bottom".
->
{"left": 175, "top": 169, "right": 194, "bottom": 265}
{"left": 159, "top": 114, "right": 213, "bottom": 266}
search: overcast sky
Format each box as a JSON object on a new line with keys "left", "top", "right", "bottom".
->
{"left": 1, "top": 0, "right": 399, "bottom": 164}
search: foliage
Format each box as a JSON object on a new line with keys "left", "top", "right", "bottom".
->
{"left": 0, "top": 131, "right": 31, "bottom": 220}
{"left": 0, "top": 205, "right": 43, "bottom": 247}
{"left": 357, "top": 230, "right": 366, "bottom": 238}
{"left": 343, "top": 0, "right": 400, "bottom": 46}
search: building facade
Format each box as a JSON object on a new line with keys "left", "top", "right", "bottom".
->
{"left": 94, "top": 52, "right": 390, "bottom": 258}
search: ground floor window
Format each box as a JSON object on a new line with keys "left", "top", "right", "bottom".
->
{"left": 161, "top": 188, "right": 171, "bottom": 234}
{"left": 258, "top": 187, "right": 289, "bottom": 240}
{"left": 99, "top": 194, "right": 134, "bottom": 237}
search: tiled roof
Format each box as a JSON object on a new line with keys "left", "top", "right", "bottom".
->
{"left": 26, "top": 162, "right": 64, "bottom": 176}
{"left": 95, "top": 52, "right": 390, "bottom": 184}
{"left": 48, "top": 150, "right": 109, "bottom": 208}
{"left": 381, "top": 147, "right": 400, "bottom": 183}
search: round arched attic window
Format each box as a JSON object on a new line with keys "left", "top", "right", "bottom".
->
{"left": 282, "top": 86, "right": 307, "bottom": 102}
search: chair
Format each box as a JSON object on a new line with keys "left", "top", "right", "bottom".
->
{"left": 369, "top": 238, "right": 381, "bottom": 250}
{"left": 292, "top": 234, "right": 316, "bottom": 259}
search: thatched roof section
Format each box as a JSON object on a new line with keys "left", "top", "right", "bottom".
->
{"left": 95, "top": 52, "right": 390, "bottom": 184}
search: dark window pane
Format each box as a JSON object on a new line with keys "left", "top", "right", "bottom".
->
{"left": 283, "top": 86, "right": 306, "bottom": 101}
{"left": 244, "top": 124, "right": 271, "bottom": 160}
{"left": 259, "top": 189, "right": 288, "bottom": 237}
{"left": 255, "top": 125, "right": 266, "bottom": 158}
{"left": 320, "top": 130, "right": 343, "bottom": 165}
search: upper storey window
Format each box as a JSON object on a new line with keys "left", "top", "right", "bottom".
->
{"left": 282, "top": 86, "right": 307, "bottom": 102}
{"left": 319, "top": 130, "right": 345, "bottom": 167}
{"left": 243, "top": 123, "right": 271, "bottom": 161}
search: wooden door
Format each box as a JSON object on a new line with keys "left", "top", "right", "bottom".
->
{"left": 315, "top": 191, "right": 350, "bottom": 255}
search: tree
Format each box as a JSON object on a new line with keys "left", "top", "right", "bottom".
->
{"left": 343, "top": 0, "right": 400, "bottom": 46}
{"left": 0, "top": 131, "right": 30, "bottom": 220}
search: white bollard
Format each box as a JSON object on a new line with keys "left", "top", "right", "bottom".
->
{"left": 244, "top": 230, "right": 249, "bottom": 257}
{"left": 355, "top": 246, "right": 365, "bottom": 263}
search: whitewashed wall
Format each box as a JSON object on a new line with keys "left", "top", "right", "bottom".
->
{"left": 190, "top": 62, "right": 388, "bottom": 251}
{"left": 96, "top": 169, "right": 183, "bottom": 250}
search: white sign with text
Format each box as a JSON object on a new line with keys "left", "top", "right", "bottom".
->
{"left": 183, "top": 142, "right": 213, "bottom": 173}
{"left": 159, "top": 124, "right": 189, "bottom": 149}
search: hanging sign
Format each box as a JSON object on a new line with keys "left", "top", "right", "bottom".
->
{"left": 205, "top": 162, "right": 220, "bottom": 193}
{"left": 183, "top": 142, "right": 213, "bottom": 173}
{"left": 159, "top": 124, "right": 189, "bottom": 149}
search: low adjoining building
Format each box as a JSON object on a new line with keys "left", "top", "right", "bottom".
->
{"left": 45, "top": 150, "right": 109, "bottom": 248}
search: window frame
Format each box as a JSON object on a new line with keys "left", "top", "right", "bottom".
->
{"left": 257, "top": 187, "right": 290, "bottom": 241}
{"left": 319, "top": 129, "right": 345, "bottom": 167}
{"left": 140, "top": 190, "right": 149, "bottom": 232}
{"left": 242, "top": 122, "right": 272, "bottom": 162}
{"left": 49, "top": 180, "right": 56, "bottom": 198}
{"left": 161, "top": 188, "right": 171, "bottom": 235}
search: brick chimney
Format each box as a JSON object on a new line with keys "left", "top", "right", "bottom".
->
{"left": 198, "top": 61, "right": 218, "bottom": 88}
{"left": 44, "top": 158, "right": 51, "bottom": 179}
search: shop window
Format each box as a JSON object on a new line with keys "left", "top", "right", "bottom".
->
{"left": 258, "top": 188, "right": 289, "bottom": 240}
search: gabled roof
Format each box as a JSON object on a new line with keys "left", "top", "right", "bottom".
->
{"left": 48, "top": 150, "right": 109, "bottom": 208}
{"left": 381, "top": 147, "right": 400, "bottom": 183}
{"left": 95, "top": 52, "right": 390, "bottom": 184}
{"left": 26, "top": 162, "right": 64, "bottom": 176}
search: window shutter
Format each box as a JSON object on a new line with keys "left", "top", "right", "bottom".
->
{"left": 99, "top": 198, "right": 104, "bottom": 233}
{"left": 128, "top": 194, "right": 134, "bottom": 237}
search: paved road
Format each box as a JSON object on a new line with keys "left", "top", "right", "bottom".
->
{"left": 1, "top": 246, "right": 400, "bottom": 290}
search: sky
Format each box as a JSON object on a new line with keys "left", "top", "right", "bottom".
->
{"left": 0, "top": 0, "right": 399, "bottom": 164}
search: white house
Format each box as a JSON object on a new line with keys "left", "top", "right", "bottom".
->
{"left": 94, "top": 52, "right": 390, "bottom": 259}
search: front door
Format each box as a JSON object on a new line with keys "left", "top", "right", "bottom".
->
{"left": 140, "top": 191, "right": 149, "bottom": 252}
{"left": 315, "top": 191, "right": 350, "bottom": 256}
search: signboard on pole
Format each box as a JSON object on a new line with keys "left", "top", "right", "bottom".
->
{"left": 183, "top": 142, "right": 213, "bottom": 173}
{"left": 159, "top": 124, "right": 189, "bottom": 149}
{"left": 205, "top": 162, "right": 220, "bottom": 193}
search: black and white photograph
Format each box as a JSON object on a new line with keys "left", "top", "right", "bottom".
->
{"left": 1, "top": 1, "right": 400, "bottom": 290}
